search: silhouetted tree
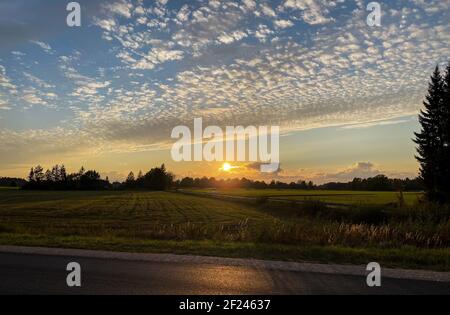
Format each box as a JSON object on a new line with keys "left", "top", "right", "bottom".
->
{"left": 126, "top": 172, "right": 135, "bottom": 183}
{"left": 125, "top": 171, "right": 135, "bottom": 189}
{"left": 414, "top": 66, "right": 447, "bottom": 202}
{"left": 60, "top": 165, "right": 67, "bottom": 182}
{"left": 23, "top": 165, "right": 110, "bottom": 191}
{"left": 45, "top": 169, "right": 52, "bottom": 182}
{"left": 28, "top": 168, "right": 35, "bottom": 183}
{"left": 33, "top": 165, "right": 45, "bottom": 183}
{"left": 141, "top": 164, "right": 173, "bottom": 190}
{"left": 180, "top": 177, "right": 194, "bottom": 188}
{"left": 442, "top": 63, "right": 450, "bottom": 200}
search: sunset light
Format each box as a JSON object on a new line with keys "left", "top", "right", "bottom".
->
{"left": 221, "top": 163, "right": 232, "bottom": 172}
{"left": 0, "top": 0, "right": 449, "bottom": 298}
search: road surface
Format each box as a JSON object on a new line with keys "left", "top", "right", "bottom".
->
{"left": 0, "top": 252, "right": 449, "bottom": 295}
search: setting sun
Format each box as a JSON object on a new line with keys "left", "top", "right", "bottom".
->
{"left": 221, "top": 163, "right": 232, "bottom": 172}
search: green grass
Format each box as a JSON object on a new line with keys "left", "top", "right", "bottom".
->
{"left": 0, "top": 189, "right": 448, "bottom": 271}
{"left": 0, "top": 190, "right": 278, "bottom": 243}
{"left": 0, "top": 234, "right": 448, "bottom": 271}
{"left": 186, "top": 188, "right": 423, "bottom": 206}
{"left": 0, "top": 190, "right": 274, "bottom": 229}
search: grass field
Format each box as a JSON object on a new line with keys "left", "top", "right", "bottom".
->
{"left": 184, "top": 188, "right": 423, "bottom": 206}
{"left": 0, "top": 189, "right": 448, "bottom": 271}
{"left": 0, "top": 190, "right": 275, "bottom": 236}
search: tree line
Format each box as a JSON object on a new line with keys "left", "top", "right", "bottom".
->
{"left": 414, "top": 63, "right": 450, "bottom": 203}
{"left": 25, "top": 165, "right": 110, "bottom": 190}
{"left": 175, "top": 177, "right": 316, "bottom": 190}
{"left": 173, "top": 175, "right": 422, "bottom": 191}
{"left": 1, "top": 167, "right": 422, "bottom": 192}
{"left": 22, "top": 164, "right": 174, "bottom": 191}
{"left": 0, "top": 177, "right": 27, "bottom": 187}
{"left": 122, "top": 164, "right": 174, "bottom": 190}
{"left": 318, "top": 175, "right": 423, "bottom": 192}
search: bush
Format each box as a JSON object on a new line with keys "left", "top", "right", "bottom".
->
{"left": 0, "top": 225, "right": 13, "bottom": 234}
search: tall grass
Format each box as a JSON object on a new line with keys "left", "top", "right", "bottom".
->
{"left": 251, "top": 199, "right": 450, "bottom": 248}
{"left": 7, "top": 214, "right": 447, "bottom": 249}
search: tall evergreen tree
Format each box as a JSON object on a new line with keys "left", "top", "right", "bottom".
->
{"left": 28, "top": 168, "right": 35, "bottom": 183}
{"left": 442, "top": 63, "right": 450, "bottom": 199}
{"left": 126, "top": 171, "right": 135, "bottom": 183}
{"left": 60, "top": 165, "right": 67, "bottom": 182}
{"left": 414, "top": 66, "right": 445, "bottom": 202}
{"left": 126, "top": 171, "right": 135, "bottom": 189}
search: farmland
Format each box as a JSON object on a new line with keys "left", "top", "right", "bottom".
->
{"left": 0, "top": 188, "right": 449, "bottom": 271}
{"left": 0, "top": 189, "right": 275, "bottom": 236}
{"left": 183, "top": 188, "right": 423, "bottom": 206}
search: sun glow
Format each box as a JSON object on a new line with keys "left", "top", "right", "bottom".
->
{"left": 221, "top": 163, "right": 232, "bottom": 172}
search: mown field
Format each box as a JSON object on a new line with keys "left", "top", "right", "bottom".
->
{"left": 0, "top": 188, "right": 449, "bottom": 271}
{"left": 184, "top": 188, "right": 423, "bottom": 206}
{"left": 0, "top": 189, "right": 275, "bottom": 236}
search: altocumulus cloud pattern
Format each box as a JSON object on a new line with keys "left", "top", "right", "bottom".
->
{"left": 0, "top": 0, "right": 449, "bottom": 169}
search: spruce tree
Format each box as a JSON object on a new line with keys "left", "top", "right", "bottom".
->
{"left": 414, "top": 66, "right": 444, "bottom": 201}
{"left": 28, "top": 168, "right": 35, "bottom": 183}
{"left": 442, "top": 63, "right": 450, "bottom": 200}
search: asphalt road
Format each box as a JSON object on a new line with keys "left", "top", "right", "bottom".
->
{"left": 0, "top": 252, "right": 449, "bottom": 295}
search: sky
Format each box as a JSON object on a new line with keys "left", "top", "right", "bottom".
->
{"left": 0, "top": 0, "right": 449, "bottom": 183}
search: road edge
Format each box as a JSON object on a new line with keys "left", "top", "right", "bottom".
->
{"left": 1, "top": 245, "right": 449, "bottom": 282}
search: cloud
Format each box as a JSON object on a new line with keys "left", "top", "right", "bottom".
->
{"left": 11, "top": 51, "right": 26, "bottom": 56}
{"left": 274, "top": 19, "right": 294, "bottom": 29}
{"left": 72, "top": 81, "right": 111, "bottom": 97}
{"left": 30, "top": 40, "right": 53, "bottom": 53}
{"left": 281, "top": 0, "right": 335, "bottom": 25}
{"left": 246, "top": 162, "right": 282, "bottom": 174}
{"left": 176, "top": 5, "right": 190, "bottom": 23}
{"left": 243, "top": 0, "right": 256, "bottom": 10}
{"left": 254, "top": 24, "right": 273, "bottom": 42}
{"left": 3, "top": 66, "right": 55, "bottom": 110}
{"left": 340, "top": 119, "right": 411, "bottom": 130}
{"left": 22, "top": 88, "right": 48, "bottom": 106}
{"left": 0, "top": 65, "right": 16, "bottom": 92}
{"left": 331, "top": 162, "right": 381, "bottom": 180}
{"left": 306, "top": 162, "right": 416, "bottom": 183}
{"left": 260, "top": 3, "right": 276, "bottom": 17}
{"left": 102, "top": 0, "right": 133, "bottom": 18}
{"left": 0, "top": 127, "right": 95, "bottom": 168}
{"left": 158, "top": 0, "right": 169, "bottom": 7}
{"left": 23, "top": 72, "right": 55, "bottom": 89}
{"left": 0, "top": 97, "right": 10, "bottom": 110}
{"left": 131, "top": 48, "right": 185, "bottom": 70}
{"left": 217, "top": 30, "right": 248, "bottom": 44}
{"left": 94, "top": 18, "right": 117, "bottom": 32}
{"left": 0, "top": 0, "right": 449, "bottom": 175}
